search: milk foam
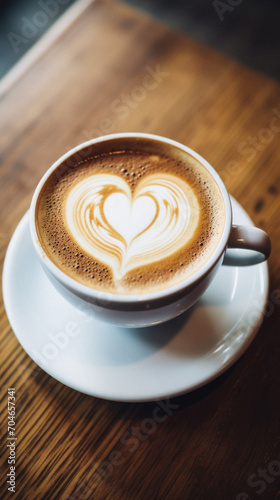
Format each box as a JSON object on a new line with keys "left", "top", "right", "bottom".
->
{"left": 64, "top": 173, "right": 200, "bottom": 280}
{"left": 36, "top": 145, "right": 225, "bottom": 294}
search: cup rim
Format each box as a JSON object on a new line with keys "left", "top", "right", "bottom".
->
{"left": 30, "top": 132, "right": 232, "bottom": 304}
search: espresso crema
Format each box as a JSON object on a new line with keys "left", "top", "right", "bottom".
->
{"left": 36, "top": 138, "right": 225, "bottom": 294}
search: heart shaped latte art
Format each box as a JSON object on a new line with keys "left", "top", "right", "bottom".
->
{"left": 64, "top": 173, "right": 199, "bottom": 280}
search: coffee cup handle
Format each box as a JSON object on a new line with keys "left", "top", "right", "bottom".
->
{"left": 223, "top": 225, "right": 271, "bottom": 266}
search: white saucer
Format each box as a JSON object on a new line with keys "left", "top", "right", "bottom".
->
{"left": 3, "top": 198, "right": 269, "bottom": 402}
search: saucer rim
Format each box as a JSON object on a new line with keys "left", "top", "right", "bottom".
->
{"left": 2, "top": 200, "right": 269, "bottom": 402}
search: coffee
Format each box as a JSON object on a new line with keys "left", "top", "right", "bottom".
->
{"left": 35, "top": 137, "right": 225, "bottom": 294}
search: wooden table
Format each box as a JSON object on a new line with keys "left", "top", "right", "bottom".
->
{"left": 1, "top": 1, "right": 280, "bottom": 498}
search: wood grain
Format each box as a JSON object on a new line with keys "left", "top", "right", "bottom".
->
{"left": 1, "top": 1, "right": 280, "bottom": 499}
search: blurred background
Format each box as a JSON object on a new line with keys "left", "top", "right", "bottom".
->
{"left": 0, "top": 0, "right": 280, "bottom": 81}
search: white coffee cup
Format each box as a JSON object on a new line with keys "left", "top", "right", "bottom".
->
{"left": 30, "top": 133, "right": 271, "bottom": 327}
